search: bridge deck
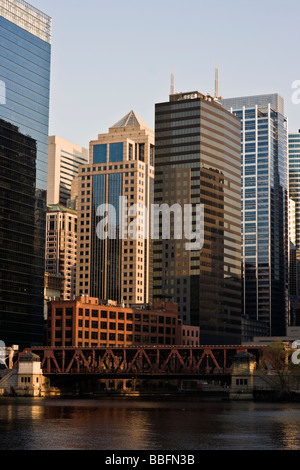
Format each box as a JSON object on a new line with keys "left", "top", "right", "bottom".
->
{"left": 19, "top": 345, "right": 265, "bottom": 376}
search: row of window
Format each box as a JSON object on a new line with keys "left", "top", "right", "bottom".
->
{"left": 54, "top": 307, "right": 176, "bottom": 324}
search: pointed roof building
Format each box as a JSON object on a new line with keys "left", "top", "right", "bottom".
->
{"left": 78, "top": 110, "right": 155, "bottom": 307}
{"left": 110, "top": 110, "right": 152, "bottom": 132}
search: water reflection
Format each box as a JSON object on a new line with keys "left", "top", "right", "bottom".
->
{"left": 1, "top": 398, "right": 300, "bottom": 450}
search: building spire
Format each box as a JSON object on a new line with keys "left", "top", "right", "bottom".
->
{"left": 170, "top": 72, "right": 175, "bottom": 95}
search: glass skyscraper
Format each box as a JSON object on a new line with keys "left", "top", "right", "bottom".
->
{"left": 289, "top": 131, "right": 300, "bottom": 248}
{"left": 154, "top": 91, "right": 242, "bottom": 345}
{"left": 221, "top": 94, "right": 289, "bottom": 337}
{"left": 0, "top": 0, "right": 51, "bottom": 347}
{"left": 288, "top": 131, "right": 300, "bottom": 326}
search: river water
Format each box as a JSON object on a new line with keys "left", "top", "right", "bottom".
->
{"left": 0, "top": 396, "right": 300, "bottom": 451}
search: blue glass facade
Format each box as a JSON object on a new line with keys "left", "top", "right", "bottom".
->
{"left": 289, "top": 133, "right": 300, "bottom": 248}
{"left": 93, "top": 144, "right": 107, "bottom": 164}
{"left": 109, "top": 143, "right": 123, "bottom": 163}
{"left": 222, "top": 96, "right": 289, "bottom": 336}
{"left": 91, "top": 174, "right": 106, "bottom": 300}
{"left": 0, "top": 5, "right": 51, "bottom": 347}
{"left": 91, "top": 173, "right": 123, "bottom": 302}
{"left": 93, "top": 143, "right": 124, "bottom": 164}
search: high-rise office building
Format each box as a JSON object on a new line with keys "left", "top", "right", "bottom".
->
{"left": 0, "top": 0, "right": 51, "bottom": 347}
{"left": 221, "top": 94, "right": 289, "bottom": 337}
{"left": 289, "top": 242, "right": 300, "bottom": 326}
{"left": 47, "top": 136, "right": 88, "bottom": 207}
{"left": 45, "top": 205, "right": 77, "bottom": 301}
{"left": 288, "top": 131, "right": 300, "bottom": 325}
{"left": 289, "top": 198, "right": 296, "bottom": 246}
{"left": 154, "top": 91, "right": 242, "bottom": 345}
{"left": 289, "top": 131, "right": 300, "bottom": 248}
{"left": 76, "top": 110, "right": 155, "bottom": 306}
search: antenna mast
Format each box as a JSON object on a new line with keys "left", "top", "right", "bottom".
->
{"left": 170, "top": 72, "right": 175, "bottom": 95}
{"left": 215, "top": 67, "right": 219, "bottom": 99}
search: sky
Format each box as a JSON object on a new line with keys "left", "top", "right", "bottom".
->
{"left": 33, "top": 0, "right": 300, "bottom": 150}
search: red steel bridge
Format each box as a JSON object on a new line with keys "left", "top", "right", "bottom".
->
{"left": 18, "top": 345, "right": 266, "bottom": 378}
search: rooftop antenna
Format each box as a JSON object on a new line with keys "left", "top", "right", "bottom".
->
{"left": 215, "top": 66, "right": 219, "bottom": 99}
{"left": 171, "top": 72, "right": 175, "bottom": 95}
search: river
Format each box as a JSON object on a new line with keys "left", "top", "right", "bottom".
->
{"left": 0, "top": 396, "right": 300, "bottom": 451}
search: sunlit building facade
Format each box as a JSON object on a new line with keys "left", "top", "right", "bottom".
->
{"left": 47, "top": 136, "right": 88, "bottom": 207}
{"left": 76, "top": 111, "right": 155, "bottom": 306}
{"left": 46, "top": 297, "right": 180, "bottom": 348}
{"left": 154, "top": 91, "right": 242, "bottom": 345}
{"left": 46, "top": 205, "right": 78, "bottom": 301}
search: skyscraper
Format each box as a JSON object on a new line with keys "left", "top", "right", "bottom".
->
{"left": 0, "top": 0, "right": 51, "bottom": 347}
{"left": 154, "top": 91, "right": 242, "bottom": 345}
{"left": 47, "top": 136, "right": 88, "bottom": 207}
{"left": 76, "top": 110, "right": 155, "bottom": 306}
{"left": 46, "top": 204, "right": 78, "bottom": 300}
{"left": 289, "top": 131, "right": 300, "bottom": 248}
{"left": 221, "top": 94, "right": 289, "bottom": 337}
{"left": 288, "top": 131, "right": 300, "bottom": 325}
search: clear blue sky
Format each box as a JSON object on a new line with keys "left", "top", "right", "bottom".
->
{"left": 33, "top": 0, "right": 300, "bottom": 149}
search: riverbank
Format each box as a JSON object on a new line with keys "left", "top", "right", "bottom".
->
{"left": 253, "top": 389, "right": 300, "bottom": 402}
{"left": 78, "top": 389, "right": 231, "bottom": 401}
{"left": 5, "top": 388, "right": 300, "bottom": 403}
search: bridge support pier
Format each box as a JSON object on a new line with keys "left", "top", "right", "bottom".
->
{"left": 230, "top": 352, "right": 256, "bottom": 400}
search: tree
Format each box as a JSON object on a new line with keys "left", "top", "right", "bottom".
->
{"left": 261, "top": 341, "right": 290, "bottom": 395}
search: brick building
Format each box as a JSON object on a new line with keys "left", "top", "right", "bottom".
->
{"left": 177, "top": 323, "right": 200, "bottom": 346}
{"left": 46, "top": 296, "right": 188, "bottom": 347}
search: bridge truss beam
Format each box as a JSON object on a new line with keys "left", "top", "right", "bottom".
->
{"left": 19, "top": 346, "right": 264, "bottom": 377}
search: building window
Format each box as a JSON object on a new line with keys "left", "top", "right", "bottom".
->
{"left": 139, "top": 144, "right": 145, "bottom": 162}
{"left": 109, "top": 143, "right": 123, "bottom": 162}
{"left": 129, "top": 143, "right": 133, "bottom": 160}
{"left": 93, "top": 144, "right": 107, "bottom": 164}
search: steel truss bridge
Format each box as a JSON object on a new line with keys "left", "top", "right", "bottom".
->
{"left": 19, "top": 345, "right": 265, "bottom": 378}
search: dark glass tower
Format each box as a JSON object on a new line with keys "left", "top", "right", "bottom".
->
{"left": 221, "top": 94, "right": 289, "bottom": 337}
{"left": 154, "top": 92, "right": 242, "bottom": 345}
{"left": 0, "top": 0, "right": 51, "bottom": 347}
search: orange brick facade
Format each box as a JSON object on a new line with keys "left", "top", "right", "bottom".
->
{"left": 46, "top": 296, "right": 190, "bottom": 347}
